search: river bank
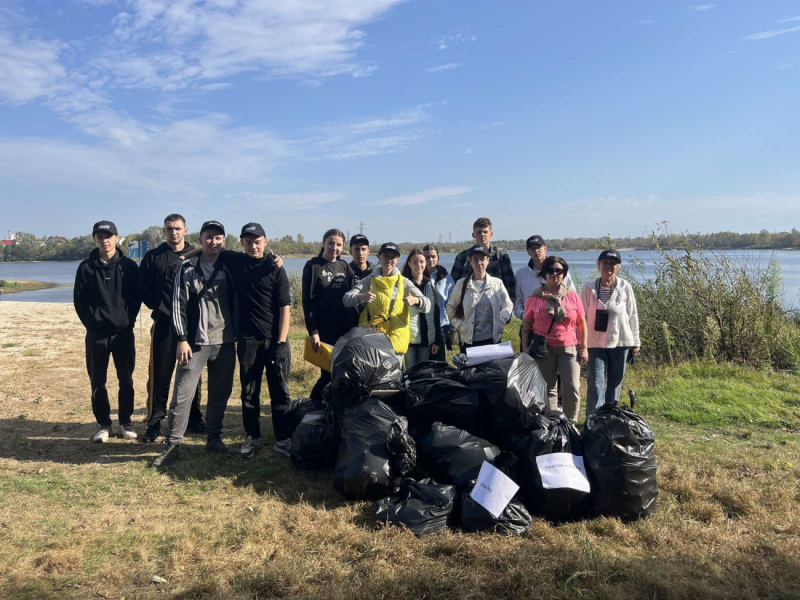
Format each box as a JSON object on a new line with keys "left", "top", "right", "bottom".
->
{"left": 0, "top": 301, "right": 798, "bottom": 598}
{"left": 0, "top": 280, "right": 57, "bottom": 295}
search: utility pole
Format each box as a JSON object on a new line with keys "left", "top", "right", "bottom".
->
{"left": 359, "top": 220, "right": 366, "bottom": 236}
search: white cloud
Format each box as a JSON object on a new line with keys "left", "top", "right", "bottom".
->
{"left": 691, "top": 4, "right": 715, "bottom": 11}
{"left": 375, "top": 186, "right": 474, "bottom": 206}
{"left": 434, "top": 29, "right": 477, "bottom": 50}
{"left": 744, "top": 25, "right": 800, "bottom": 41}
{"left": 238, "top": 191, "right": 346, "bottom": 210}
{"left": 426, "top": 62, "right": 462, "bottom": 73}
{"left": 776, "top": 15, "right": 800, "bottom": 24}
{"left": 98, "top": 0, "right": 406, "bottom": 90}
{"left": 0, "top": 32, "right": 66, "bottom": 103}
{"left": 465, "top": 148, "right": 473, "bottom": 154}
{"left": 450, "top": 202, "right": 474, "bottom": 208}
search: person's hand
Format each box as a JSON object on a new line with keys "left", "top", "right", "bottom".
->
{"left": 403, "top": 287, "right": 419, "bottom": 307}
{"left": 633, "top": 347, "right": 641, "bottom": 357}
{"left": 578, "top": 347, "right": 589, "bottom": 366}
{"left": 177, "top": 341, "right": 193, "bottom": 366}
{"left": 274, "top": 342, "right": 290, "bottom": 364}
{"left": 268, "top": 249, "right": 284, "bottom": 269}
{"left": 431, "top": 344, "right": 439, "bottom": 355}
{"left": 310, "top": 333, "right": 321, "bottom": 353}
{"left": 360, "top": 291, "right": 376, "bottom": 304}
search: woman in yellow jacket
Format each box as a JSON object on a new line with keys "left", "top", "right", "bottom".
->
{"left": 343, "top": 242, "right": 432, "bottom": 362}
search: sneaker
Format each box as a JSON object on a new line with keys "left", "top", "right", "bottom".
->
{"left": 206, "top": 437, "right": 234, "bottom": 455}
{"left": 151, "top": 444, "right": 181, "bottom": 468}
{"left": 187, "top": 419, "right": 207, "bottom": 434}
{"left": 141, "top": 422, "right": 161, "bottom": 444}
{"left": 120, "top": 423, "right": 138, "bottom": 440}
{"left": 272, "top": 438, "right": 291, "bottom": 457}
{"left": 240, "top": 436, "right": 260, "bottom": 459}
{"left": 92, "top": 427, "right": 110, "bottom": 443}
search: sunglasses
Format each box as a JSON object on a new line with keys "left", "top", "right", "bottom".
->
{"left": 545, "top": 268, "right": 565, "bottom": 276}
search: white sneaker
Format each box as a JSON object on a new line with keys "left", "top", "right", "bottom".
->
{"left": 92, "top": 427, "right": 110, "bottom": 443}
{"left": 120, "top": 423, "right": 138, "bottom": 440}
{"left": 240, "top": 436, "right": 260, "bottom": 459}
{"left": 272, "top": 438, "right": 291, "bottom": 457}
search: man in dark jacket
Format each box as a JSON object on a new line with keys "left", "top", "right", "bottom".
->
{"left": 73, "top": 220, "right": 141, "bottom": 443}
{"left": 137, "top": 214, "right": 205, "bottom": 443}
{"left": 152, "top": 220, "right": 239, "bottom": 468}
{"left": 450, "top": 217, "right": 517, "bottom": 304}
{"left": 348, "top": 233, "right": 374, "bottom": 280}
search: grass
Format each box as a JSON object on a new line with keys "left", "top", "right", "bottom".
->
{"left": 0, "top": 280, "right": 57, "bottom": 294}
{"left": 0, "top": 303, "right": 798, "bottom": 599}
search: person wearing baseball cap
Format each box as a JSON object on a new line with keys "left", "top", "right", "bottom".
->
{"left": 344, "top": 241, "right": 432, "bottom": 361}
{"left": 446, "top": 244, "right": 513, "bottom": 351}
{"left": 153, "top": 220, "right": 240, "bottom": 468}
{"left": 348, "top": 234, "right": 373, "bottom": 280}
{"left": 513, "top": 235, "right": 575, "bottom": 321}
{"left": 581, "top": 249, "right": 640, "bottom": 418}
{"left": 74, "top": 220, "right": 141, "bottom": 443}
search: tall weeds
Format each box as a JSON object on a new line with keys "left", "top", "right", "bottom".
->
{"left": 627, "top": 233, "right": 800, "bottom": 371}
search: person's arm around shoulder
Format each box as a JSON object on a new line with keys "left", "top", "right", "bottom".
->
{"left": 343, "top": 274, "right": 374, "bottom": 307}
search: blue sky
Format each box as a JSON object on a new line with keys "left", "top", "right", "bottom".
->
{"left": 1, "top": 0, "right": 798, "bottom": 242}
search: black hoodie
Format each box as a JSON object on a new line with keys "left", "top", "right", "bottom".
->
{"left": 138, "top": 241, "right": 196, "bottom": 323}
{"left": 74, "top": 248, "right": 141, "bottom": 335}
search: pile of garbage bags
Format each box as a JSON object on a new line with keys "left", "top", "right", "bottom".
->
{"left": 287, "top": 330, "right": 658, "bottom": 536}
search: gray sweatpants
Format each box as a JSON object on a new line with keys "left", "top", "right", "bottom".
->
{"left": 534, "top": 345, "right": 581, "bottom": 423}
{"left": 166, "top": 343, "right": 235, "bottom": 445}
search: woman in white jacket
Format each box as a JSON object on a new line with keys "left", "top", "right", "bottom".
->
{"left": 581, "top": 249, "right": 641, "bottom": 417}
{"left": 446, "top": 246, "right": 513, "bottom": 350}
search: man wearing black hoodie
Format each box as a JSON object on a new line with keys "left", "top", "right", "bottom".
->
{"left": 138, "top": 214, "right": 205, "bottom": 443}
{"left": 73, "top": 220, "right": 141, "bottom": 443}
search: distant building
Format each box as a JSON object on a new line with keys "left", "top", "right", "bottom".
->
{"left": 1, "top": 231, "right": 16, "bottom": 246}
{"left": 45, "top": 236, "right": 69, "bottom": 246}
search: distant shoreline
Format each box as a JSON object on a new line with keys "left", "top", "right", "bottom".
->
{"left": 0, "top": 280, "right": 58, "bottom": 294}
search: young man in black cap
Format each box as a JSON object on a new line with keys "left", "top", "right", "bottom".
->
{"left": 152, "top": 220, "right": 238, "bottom": 468}
{"left": 513, "top": 235, "right": 575, "bottom": 320}
{"left": 450, "top": 217, "right": 516, "bottom": 304}
{"left": 138, "top": 214, "right": 205, "bottom": 443}
{"left": 219, "top": 222, "right": 293, "bottom": 458}
{"left": 73, "top": 220, "right": 141, "bottom": 443}
{"left": 348, "top": 234, "right": 374, "bottom": 280}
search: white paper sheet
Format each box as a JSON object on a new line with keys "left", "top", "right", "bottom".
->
{"left": 465, "top": 341, "right": 515, "bottom": 366}
{"left": 469, "top": 461, "right": 520, "bottom": 518}
{"left": 536, "top": 453, "right": 591, "bottom": 493}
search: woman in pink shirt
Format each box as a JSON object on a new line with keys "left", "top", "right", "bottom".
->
{"left": 520, "top": 256, "right": 588, "bottom": 423}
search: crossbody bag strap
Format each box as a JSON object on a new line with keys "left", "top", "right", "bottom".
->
{"left": 386, "top": 277, "right": 401, "bottom": 317}
{"left": 197, "top": 262, "right": 222, "bottom": 300}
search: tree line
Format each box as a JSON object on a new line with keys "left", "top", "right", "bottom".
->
{"left": 2, "top": 226, "right": 799, "bottom": 262}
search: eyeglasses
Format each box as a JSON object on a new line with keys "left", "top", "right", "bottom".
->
{"left": 545, "top": 269, "right": 564, "bottom": 276}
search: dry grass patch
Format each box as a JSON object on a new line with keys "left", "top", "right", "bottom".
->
{"left": 0, "top": 302, "right": 798, "bottom": 599}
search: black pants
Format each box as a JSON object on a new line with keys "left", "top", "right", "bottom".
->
{"left": 85, "top": 328, "right": 135, "bottom": 428}
{"left": 145, "top": 319, "right": 203, "bottom": 427}
{"left": 237, "top": 336, "right": 292, "bottom": 441}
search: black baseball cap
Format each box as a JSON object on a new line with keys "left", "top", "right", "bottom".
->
{"left": 598, "top": 249, "right": 622, "bottom": 264}
{"left": 240, "top": 222, "right": 266, "bottom": 238}
{"left": 469, "top": 245, "right": 492, "bottom": 257}
{"left": 92, "top": 220, "right": 118, "bottom": 236}
{"left": 200, "top": 220, "right": 225, "bottom": 235}
{"left": 526, "top": 235, "right": 546, "bottom": 248}
{"left": 350, "top": 233, "right": 369, "bottom": 247}
{"left": 378, "top": 242, "right": 400, "bottom": 257}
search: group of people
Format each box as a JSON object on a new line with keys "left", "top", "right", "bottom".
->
{"left": 72, "top": 215, "right": 640, "bottom": 468}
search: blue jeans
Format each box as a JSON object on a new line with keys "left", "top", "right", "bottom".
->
{"left": 586, "top": 347, "right": 629, "bottom": 418}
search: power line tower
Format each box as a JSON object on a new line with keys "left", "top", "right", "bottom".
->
{"left": 359, "top": 220, "right": 366, "bottom": 236}
{"left": 448, "top": 230, "right": 451, "bottom": 243}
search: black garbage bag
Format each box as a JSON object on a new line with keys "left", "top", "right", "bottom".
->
{"left": 281, "top": 397, "right": 326, "bottom": 439}
{"left": 583, "top": 402, "right": 658, "bottom": 520}
{"left": 289, "top": 410, "right": 338, "bottom": 470}
{"left": 514, "top": 412, "right": 589, "bottom": 522}
{"left": 374, "top": 478, "right": 456, "bottom": 537}
{"left": 333, "top": 399, "right": 416, "bottom": 500}
{"left": 404, "top": 378, "right": 482, "bottom": 433}
{"left": 417, "top": 423, "right": 501, "bottom": 490}
{"left": 330, "top": 328, "right": 403, "bottom": 406}
{"left": 405, "top": 360, "right": 464, "bottom": 383}
{"left": 459, "top": 483, "right": 532, "bottom": 536}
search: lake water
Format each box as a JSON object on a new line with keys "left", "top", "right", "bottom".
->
{"left": 2, "top": 249, "right": 799, "bottom": 306}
